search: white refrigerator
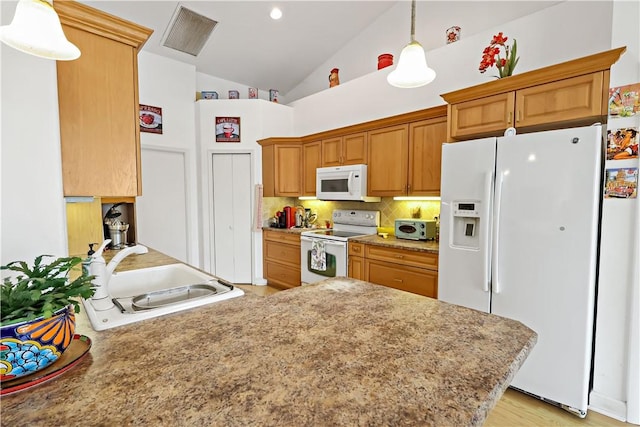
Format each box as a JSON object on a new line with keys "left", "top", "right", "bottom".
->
{"left": 438, "top": 125, "right": 604, "bottom": 417}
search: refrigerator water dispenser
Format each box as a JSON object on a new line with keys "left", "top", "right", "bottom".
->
{"left": 451, "top": 201, "right": 480, "bottom": 249}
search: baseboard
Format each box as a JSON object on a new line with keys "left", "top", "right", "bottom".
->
{"left": 589, "top": 391, "right": 627, "bottom": 422}
{"left": 253, "top": 278, "right": 268, "bottom": 286}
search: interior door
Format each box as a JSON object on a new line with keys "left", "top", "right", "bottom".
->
{"left": 137, "top": 148, "right": 189, "bottom": 262}
{"left": 212, "top": 153, "right": 252, "bottom": 283}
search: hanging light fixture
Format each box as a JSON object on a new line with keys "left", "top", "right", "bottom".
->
{"left": 0, "top": 0, "right": 80, "bottom": 61}
{"left": 387, "top": 0, "right": 435, "bottom": 88}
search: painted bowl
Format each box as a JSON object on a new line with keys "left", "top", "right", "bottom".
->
{"left": 0, "top": 305, "right": 76, "bottom": 381}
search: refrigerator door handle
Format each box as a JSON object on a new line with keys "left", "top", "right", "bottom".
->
{"left": 492, "top": 171, "right": 504, "bottom": 294}
{"left": 482, "top": 171, "right": 493, "bottom": 292}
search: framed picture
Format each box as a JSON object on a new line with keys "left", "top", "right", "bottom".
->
{"left": 139, "top": 104, "right": 162, "bottom": 134}
{"left": 607, "top": 127, "right": 638, "bottom": 160}
{"left": 215, "top": 117, "right": 241, "bottom": 143}
{"left": 609, "top": 83, "right": 640, "bottom": 118}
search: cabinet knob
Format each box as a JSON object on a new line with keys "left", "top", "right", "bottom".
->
{"left": 393, "top": 278, "right": 403, "bottom": 283}
{"left": 395, "top": 254, "right": 404, "bottom": 259}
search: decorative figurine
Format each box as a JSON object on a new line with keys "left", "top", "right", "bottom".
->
{"left": 329, "top": 68, "right": 340, "bottom": 88}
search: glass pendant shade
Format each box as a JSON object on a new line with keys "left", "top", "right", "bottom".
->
{"left": 0, "top": 0, "right": 80, "bottom": 60}
{"left": 387, "top": 41, "right": 436, "bottom": 88}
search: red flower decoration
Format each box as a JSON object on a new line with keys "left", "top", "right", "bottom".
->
{"left": 478, "top": 32, "right": 519, "bottom": 78}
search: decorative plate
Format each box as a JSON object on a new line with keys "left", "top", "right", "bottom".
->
{"left": 1, "top": 334, "right": 92, "bottom": 396}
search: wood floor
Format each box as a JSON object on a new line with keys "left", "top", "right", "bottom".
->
{"left": 237, "top": 284, "right": 630, "bottom": 426}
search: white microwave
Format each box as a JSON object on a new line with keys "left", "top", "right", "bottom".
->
{"left": 316, "top": 164, "right": 380, "bottom": 202}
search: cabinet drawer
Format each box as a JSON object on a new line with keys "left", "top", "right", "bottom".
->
{"left": 264, "top": 240, "right": 301, "bottom": 267}
{"left": 349, "top": 242, "right": 365, "bottom": 256}
{"left": 365, "top": 245, "right": 438, "bottom": 270}
{"left": 264, "top": 231, "right": 301, "bottom": 245}
{"left": 365, "top": 259, "right": 437, "bottom": 298}
{"left": 264, "top": 260, "right": 300, "bottom": 289}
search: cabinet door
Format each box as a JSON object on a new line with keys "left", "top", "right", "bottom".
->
{"left": 58, "top": 26, "right": 140, "bottom": 197}
{"left": 408, "top": 117, "right": 447, "bottom": 196}
{"left": 367, "top": 125, "right": 409, "bottom": 196}
{"left": 303, "top": 141, "right": 322, "bottom": 195}
{"left": 365, "top": 259, "right": 438, "bottom": 298}
{"left": 449, "top": 92, "right": 515, "bottom": 140}
{"left": 348, "top": 256, "right": 365, "bottom": 280}
{"left": 515, "top": 72, "right": 604, "bottom": 128}
{"left": 342, "top": 132, "right": 367, "bottom": 165}
{"left": 321, "top": 137, "right": 342, "bottom": 167}
{"left": 274, "top": 146, "right": 302, "bottom": 196}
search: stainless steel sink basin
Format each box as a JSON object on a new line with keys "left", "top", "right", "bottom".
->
{"left": 82, "top": 263, "right": 244, "bottom": 331}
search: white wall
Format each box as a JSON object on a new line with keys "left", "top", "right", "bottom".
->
{"left": 290, "top": 1, "right": 614, "bottom": 135}
{"left": 0, "top": 43, "right": 68, "bottom": 267}
{"left": 136, "top": 52, "right": 199, "bottom": 266}
{"left": 286, "top": 1, "right": 563, "bottom": 102}
{"left": 195, "top": 100, "right": 293, "bottom": 283}
{"left": 591, "top": 0, "right": 640, "bottom": 422}
{"left": 196, "top": 72, "right": 285, "bottom": 104}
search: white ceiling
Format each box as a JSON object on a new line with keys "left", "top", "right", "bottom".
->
{"left": 1, "top": 1, "right": 562, "bottom": 96}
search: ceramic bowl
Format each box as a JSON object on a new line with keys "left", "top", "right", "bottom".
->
{"left": 0, "top": 305, "right": 76, "bottom": 381}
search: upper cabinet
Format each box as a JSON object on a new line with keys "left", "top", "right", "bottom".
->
{"left": 302, "top": 141, "right": 322, "bottom": 196}
{"left": 408, "top": 117, "right": 447, "bottom": 196}
{"left": 367, "top": 125, "right": 409, "bottom": 197}
{"left": 368, "top": 107, "right": 448, "bottom": 197}
{"left": 55, "top": 1, "right": 153, "bottom": 197}
{"left": 321, "top": 132, "right": 367, "bottom": 167}
{"left": 260, "top": 138, "right": 303, "bottom": 197}
{"left": 442, "top": 47, "right": 626, "bottom": 141}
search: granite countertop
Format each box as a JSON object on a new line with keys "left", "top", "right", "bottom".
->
{"left": 263, "top": 227, "right": 439, "bottom": 253}
{"left": 350, "top": 234, "right": 439, "bottom": 253}
{"left": 2, "top": 274, "right": 536, "bottom": 426}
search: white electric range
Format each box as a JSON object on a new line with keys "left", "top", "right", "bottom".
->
{"left": 300, "top": 209, "right": 380, "bottom": 285}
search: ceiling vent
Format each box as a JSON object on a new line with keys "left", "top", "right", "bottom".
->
{"left": 161, "top": 5, "right": 217, "bottom": 56}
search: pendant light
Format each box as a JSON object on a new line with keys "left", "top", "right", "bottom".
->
{"left": 0, "top": 0, "right": 80, "bottom": 61}
{"left": 387, "top": 0, "right": 435, "bottom": 88}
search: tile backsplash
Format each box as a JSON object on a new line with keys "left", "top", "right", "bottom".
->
{"left": 262, "top": 197, "right": 440, "bottom": 229}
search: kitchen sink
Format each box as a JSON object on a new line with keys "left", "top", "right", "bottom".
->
{"left": 82, "top": 263, "right": 244, "bottom": 331}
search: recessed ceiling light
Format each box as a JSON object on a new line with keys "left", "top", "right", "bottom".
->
{"left": 270, "top": 7, "right": 282, "bottom": 20}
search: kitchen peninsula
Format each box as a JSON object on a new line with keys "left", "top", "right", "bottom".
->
{"left": 2, "top": 276, "right": 536, "bottom": 426}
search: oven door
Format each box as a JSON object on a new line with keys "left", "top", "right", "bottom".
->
{"left": 300, "top": 236, "right": 347, "bottom": 285}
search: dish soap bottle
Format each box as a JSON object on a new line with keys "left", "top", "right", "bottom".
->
{"left": 82, "top": 243, "right": 96, "bottom": 276}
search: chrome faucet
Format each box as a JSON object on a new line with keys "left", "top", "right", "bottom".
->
{"left": 88, "top": 239, "right": 149, "bottom": 310}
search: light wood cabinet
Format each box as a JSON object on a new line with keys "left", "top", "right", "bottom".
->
{"left": 348, "top": 242, "right": 438, "bottom": 298}
{"left": 443, "top": 47, "right": 625, "bottom": 141}
{"left": 321, "top": 132, "right": 367, "bottom": 167}
{"left": 365, "top": 259, "right": 438, "bottom": 298}
{"left": 302, "top": 141, "right": 322, "bottom": 196}
{"left": 55, "top": 1, "right": 152, "bottom": 197}
{"left": 258, "top": 106, "right": 447, "bottom": 198}
{"left": 408, "top": 117, "right": 447, "bottom": 196}
{"left": 263, "top": 230, "right": 301, "bottom": 289}
{"left": 367, "top": 117, "right": 447, "bottom": 197}
{"left": 367, "top": 125, "right": 409, "bottom": 196}
{"left": 348, "top": 242, "right": 365, "bottom": 280}
{"left": 261, "top": 140, "right": 303, "bottom": 197}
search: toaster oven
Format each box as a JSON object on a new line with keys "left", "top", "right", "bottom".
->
{"left": 395, "top": 219, "right": 436, "bottom": 241}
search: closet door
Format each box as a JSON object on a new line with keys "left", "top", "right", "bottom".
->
{"left": 212, "top": 153, "right": 252, "bottom": 283}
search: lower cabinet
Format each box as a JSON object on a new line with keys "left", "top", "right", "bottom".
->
{"left": 348, "top": 242, "right": 438, "bottom": 298}
{"left": 263, "top": 230, "right": 301, "bottom": 289}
